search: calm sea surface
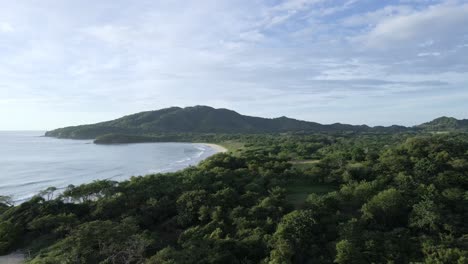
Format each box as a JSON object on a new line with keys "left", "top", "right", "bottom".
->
{"left": 0, "top": 131, "right": 217, "bottom": 202}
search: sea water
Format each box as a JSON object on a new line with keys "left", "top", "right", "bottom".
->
{"left": 0, "top": 131, "right": 217, "bottom": 202}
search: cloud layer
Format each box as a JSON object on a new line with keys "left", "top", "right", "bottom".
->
{"left": 0, "top": 0, "right": 467, "bottom": 129}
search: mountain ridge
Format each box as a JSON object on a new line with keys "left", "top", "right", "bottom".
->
{"left": 416, "top": 116, "right": 468, "bottom": 131}
{"left": 44, "top": 106, "right": 466, "bottom": 140}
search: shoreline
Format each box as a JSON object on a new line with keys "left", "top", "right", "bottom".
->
{"left": 203, "top": 143, "right": 228, "bottom": 153}
{"left": 4, "top": 138, "right": 228, "bottom": 204}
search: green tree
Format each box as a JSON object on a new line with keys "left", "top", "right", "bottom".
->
{"left": 176, "top": 190, "right": 208, "bottom": 227}
{"left": 361, "top": 188, "right": 407, "bottom": 228}
{"left": 269, "top": 210, "right": 319, "bottom": 263}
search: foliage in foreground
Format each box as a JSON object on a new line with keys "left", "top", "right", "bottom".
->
{"left": 0, "top": 133, "right": 467, "bottom": 263}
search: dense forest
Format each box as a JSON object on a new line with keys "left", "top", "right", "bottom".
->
{"left": 1, "top": 131, "right": 467, "bottom": 263}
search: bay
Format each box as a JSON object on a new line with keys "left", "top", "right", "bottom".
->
{"left": 0, "top": 131, "right": 218, "bottom": 202}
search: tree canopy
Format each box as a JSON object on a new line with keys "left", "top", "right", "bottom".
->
{"left": 1, "top": 132, "right": 467, "bottom": 263}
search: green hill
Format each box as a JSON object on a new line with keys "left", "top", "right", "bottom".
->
{"left": 45, "top": 106, "right": 415, "bottom": 140}
{"left": 417, "top": 116, "right": 468, "bottom": 131}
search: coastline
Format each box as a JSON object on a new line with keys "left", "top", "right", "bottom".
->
{"left": 203, "top": 143, "right": 228, "bottom": 153}
{"left": 3, "top": 133, "right": 229, "bottom": 203}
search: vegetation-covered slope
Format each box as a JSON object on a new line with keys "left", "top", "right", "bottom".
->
{"left": 45, "top": 106, "right": 411, "bottom": 140}
{"left": 417, "top": 116, "right": 468, "bottom": 131}
{"left": 1, "top": 133, "right": 467, "bottom": 263}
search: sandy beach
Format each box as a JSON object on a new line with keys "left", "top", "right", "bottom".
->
{"left": 203, "top": 143, "right": 228, "bottom": 153}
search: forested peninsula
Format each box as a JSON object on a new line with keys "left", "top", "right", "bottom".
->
{"left": 1, "top": 106, "right": 467, "bottom": 263}
{"left": 44, "top": 106, "right": 417, "bottom": 142}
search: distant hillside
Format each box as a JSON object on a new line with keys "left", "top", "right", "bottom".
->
{"left": 45, "top": 106, "right": 414, "bottom": 140}
{"left": 417, "top": 116, "right": 468, "bottom": 131}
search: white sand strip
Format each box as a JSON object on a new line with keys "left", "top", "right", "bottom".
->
{"left": 203, "top": 143, "right": 228, "bottom": 153}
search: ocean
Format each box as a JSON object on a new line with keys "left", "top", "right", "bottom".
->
{"left": 0, "top": 131, "right": 218, "bottom": 202}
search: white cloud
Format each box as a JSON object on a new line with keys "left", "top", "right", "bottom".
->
{"left": 261, "top": 0, "right": 326, "bottom": 28}
{"left": 419, "top": 40, "right": 434, "bottom": 47}
{"left": 238, "top": 30, "right": 265, "bottom": 43}
{"left": 417, "top": 52, "right": 441, "bottom": 57}
{"left": 355, "top": 2, "right": 468, "bottom": 49}
{"left": 343, "top": 5, "right": 414, "bottom": 27}
{"left": 81, "top": 25, "right": 132, "bottom": 45}
{"left": 0, "top": 22, "right": 14, "bottom": 33}
{"left": 272, "top": 0, "right": 324, "bottom": 13}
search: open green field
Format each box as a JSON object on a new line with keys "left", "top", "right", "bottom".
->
{"left": 218, "top": 140, "right": 245, "bottom": 153}
{"left": 290, "top": 160, "right": 320, "bottom": 170}
{"left": 290, "top": 159, "right": 320, "bottom": 165}
{"left": 286, "top": 182, "right": 337, "bottom": 208}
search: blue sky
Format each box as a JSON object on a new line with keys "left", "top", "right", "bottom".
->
{"left": 1, "top": 0, "right": 467, "bottom": 130}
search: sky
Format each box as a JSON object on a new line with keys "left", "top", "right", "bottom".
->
{"left": 1, "top": 0, "right": 467, "bottom": 130}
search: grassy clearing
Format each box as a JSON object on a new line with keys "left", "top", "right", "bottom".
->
{"left": 218, "top": 140, "right": 245, "bottom": 153}
{"left": 290, "top": 160, "right": 321, "bottom": 173}
{"left": 291, "top": 161, "right": 320, "bottom": 171}
{"left": 286, "top": 182, "right": 336, "bottom": 208}
{"left": 290, "top": 159, "right": 320, "bottom": 164}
